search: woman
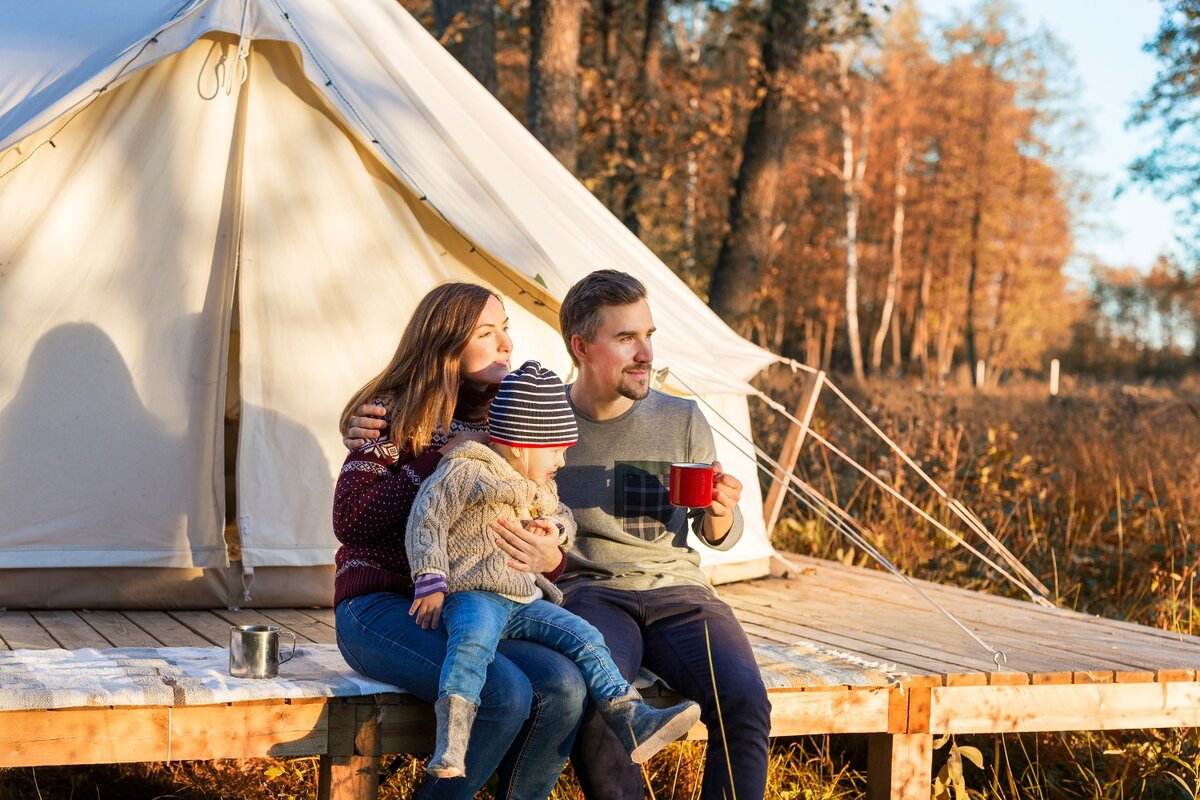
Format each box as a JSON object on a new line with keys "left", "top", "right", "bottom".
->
{"left": 333, "top": 282, "right": 586, "bottom": 799}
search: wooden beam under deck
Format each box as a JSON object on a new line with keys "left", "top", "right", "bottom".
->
{"left": 3, "top": 556, "right": 1200, "bottom": 800}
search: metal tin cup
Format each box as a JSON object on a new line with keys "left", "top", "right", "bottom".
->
{"left": 228, "top": 624, "right": 296, "bottom": 679}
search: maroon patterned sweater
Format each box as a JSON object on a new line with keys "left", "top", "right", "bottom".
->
{"left": 332, "top": 385, "right": 567, "bottom": 607}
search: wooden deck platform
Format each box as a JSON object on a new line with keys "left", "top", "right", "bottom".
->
{"left": 2, "top": 554, "right": 1199, "bottom": 799}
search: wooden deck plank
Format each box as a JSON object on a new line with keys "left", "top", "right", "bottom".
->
{"left": 0, "top": 702, "right": 329, "bottom": 767}
{"left": 729, "top": 578, "right": 1142, "bottom": 681}
{"left": 0, "top": 707, "right": 170, "bottom": 767}
{"left": 77, "top": 611, "right": 161, "bottom": 648}
{"left": 170, "top": 701, "right": 330, "bottom": 759}
{"left": 785, "top": 554, "right": 1200, "bottom": 650}
{"left": 760, "top": 563, "right": 1200, "bottom": 668}
{"left": 302, "top": 607, "right": 336, "bottom": 627}
{"left": 772, "top": 568, "right": 1195, "bottom": 681}
{"left": 734, "top": 618, "right": 946, "bottom": 681}
{"left": 723, "top": 589, "right": 1061, "bottom": 678}
{"left": 0, "top": 611, "right": 57, "bottom": 650}
{"left": 168, "top": 610, "right": 236, "bottom": 646}
{"left": 211, "top": 608, "right": 319, "bottom": 642}
{"left": 30, "top": 611, "right": 111, "bottom": 649}
{"left": 928, "top": 682, "right": 1200, "bottom": 733}
{"left": 728, "top": 588, "right": 1126, "bottom": 686}
{"left": 731, "top": 601, "right": 1011, "bottom": 682}
{"left": 728, "top": 600, "right": 977, "bottom": 680}
{"left": 808, "top": 576, "right": 1200, "bottom": 667}
{"left": 845, "top": 589, "right": 1200, "bottom": 672}
{"left": 732, "top": 605, "right": 953, "bottom": 675}
{"left": 749, "top": 583, "right": 1159, "bottom": 681}
{"left": 261, "top": 608, "right": 336, "bottom": 645}
{"left": 119, "top": 611, "right": 212, "bottom": 647}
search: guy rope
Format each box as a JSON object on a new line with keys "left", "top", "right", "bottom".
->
{"left": 665, "top": 363, "right": 1059, "bottom": 670}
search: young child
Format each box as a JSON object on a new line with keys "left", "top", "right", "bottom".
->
{"left": 406, "top": 360, "right": 701, "bottom": 779}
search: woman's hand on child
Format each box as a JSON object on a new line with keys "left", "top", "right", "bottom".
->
{"left": 344, "top": 403, "right": 389, "bottom": 449}
{"left": 409, "top": 592, "right": 445, "bottom": 629}
{"left": 491, "top": 518, "right": 564, "bottom": 573}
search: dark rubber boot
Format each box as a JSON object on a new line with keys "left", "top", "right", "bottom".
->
{"left": 595, "top": 687, "right": 702, "bottom": 764}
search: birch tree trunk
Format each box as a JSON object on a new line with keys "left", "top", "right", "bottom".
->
{"left": 871, "top": 133, "right": 909, "bottom": 374}
{"left": 965, "top": 62, "right": 995, "bottom": 386}
{"left": 839, "top": 44, "right": 869, "bottom": 385}
{"left": 908, "top": 189, "right": 938, "bottom": 376}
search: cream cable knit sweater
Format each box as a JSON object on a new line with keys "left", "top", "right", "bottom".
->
{"left": 406, "top": 441, "right": 575, "bottom": 605}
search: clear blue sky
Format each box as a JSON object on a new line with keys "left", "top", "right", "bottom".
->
{"left": 920, "top": 0, "right": 1182, "bottom": 275}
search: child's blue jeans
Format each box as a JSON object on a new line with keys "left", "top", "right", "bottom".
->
{"left": 440, "top": 590, "right": 629, "bottom": 706}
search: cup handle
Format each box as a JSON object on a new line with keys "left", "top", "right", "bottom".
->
{"left": 279, "top": 631, "right": 297, "bottom": 664}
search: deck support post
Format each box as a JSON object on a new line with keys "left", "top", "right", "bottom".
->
{"left": 318, "top": 700, "right": 382, "bottom": 800}
{"left": 867, "top": 732, "right": 932, "bottom": 800}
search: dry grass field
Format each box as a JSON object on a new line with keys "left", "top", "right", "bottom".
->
{"left": 2, "top": 373, "right": 1198, "bottom": 799}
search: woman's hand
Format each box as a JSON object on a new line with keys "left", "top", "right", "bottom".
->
{"left": 438, "top": 429, "right": 490, "bottom": 454}
{"left": 491, "top": 518, "right": 564, "bottom": 573}
{"left": 409, "top": 592, "right": 445, "bottom": 629}
{"left": 344, "top": 404, "right": 389, "bottom": 450}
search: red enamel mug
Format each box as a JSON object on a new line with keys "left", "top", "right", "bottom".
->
{"left": 669, "top": 462, "right": 715, "bottom": 508}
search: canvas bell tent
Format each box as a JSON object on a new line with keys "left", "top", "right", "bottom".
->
{"left": 0, "top": 0, "right": 781, "bottom": 609}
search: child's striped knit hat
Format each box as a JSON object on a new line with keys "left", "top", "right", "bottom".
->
{"left": 488, "top": 360, "right": 578, "bottom": 448}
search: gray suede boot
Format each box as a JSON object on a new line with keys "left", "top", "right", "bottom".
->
{"left": 595, "top": 687, "right": 702, "bottom": 764}
{"left": 427, "top": 694, "right": 478, "bottom": 779}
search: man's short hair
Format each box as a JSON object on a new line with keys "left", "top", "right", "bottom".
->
{"left": 560, "top": 270, "right": 648, "bottom": 364}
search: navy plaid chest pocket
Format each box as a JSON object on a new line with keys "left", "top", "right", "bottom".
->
{"left": 614, "top": 461, "right": 675, "bottom": 541}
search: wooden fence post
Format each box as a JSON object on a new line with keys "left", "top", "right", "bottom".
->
{"left": 762, "top": 370, "right": 825, "bottom": 537}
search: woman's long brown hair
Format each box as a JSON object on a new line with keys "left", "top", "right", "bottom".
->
{"left": 340, "top": 283, "right": 497, "bottom": 455}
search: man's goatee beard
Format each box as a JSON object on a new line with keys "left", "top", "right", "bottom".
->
{"left": 618, "top": 383, "right": 649, "bottom": 401}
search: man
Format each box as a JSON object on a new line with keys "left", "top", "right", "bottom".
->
{"left": 346, "top": 270, "right": 771, "bottom": 798}
{"left": 550, "top": 270, "right": 771, "bottom": 799}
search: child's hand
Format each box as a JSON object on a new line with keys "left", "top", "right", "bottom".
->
{"left": 525, "top": 517, "right": 559, "bottom": 537}
{"left": 409, "top": 592, "right": 445, "bottom": 629}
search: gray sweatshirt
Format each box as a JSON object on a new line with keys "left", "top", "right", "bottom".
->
{"left": 557, "top": 388, "right": 743, "bottom": 594}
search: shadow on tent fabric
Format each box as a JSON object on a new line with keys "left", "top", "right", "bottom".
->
{"left": 0, "top": 322, "right": 199, "bottom": 574}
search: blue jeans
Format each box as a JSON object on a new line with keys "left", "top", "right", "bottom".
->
{"left": 564, "top": 584, "right": 772, "bottom": 800}
{"left": 440, "top": 591, "right": 629, "bottom": 706}
{"left": 336, "top": 592, "right": 587, "bottom": 800}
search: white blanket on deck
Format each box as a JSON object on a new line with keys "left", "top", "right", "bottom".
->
{"left": 0, "top": 642, "right": 902, "bottom": 711}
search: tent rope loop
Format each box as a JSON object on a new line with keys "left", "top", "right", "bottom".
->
{"left": 225, "top": 0, "right": 252, "bottom": 95}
